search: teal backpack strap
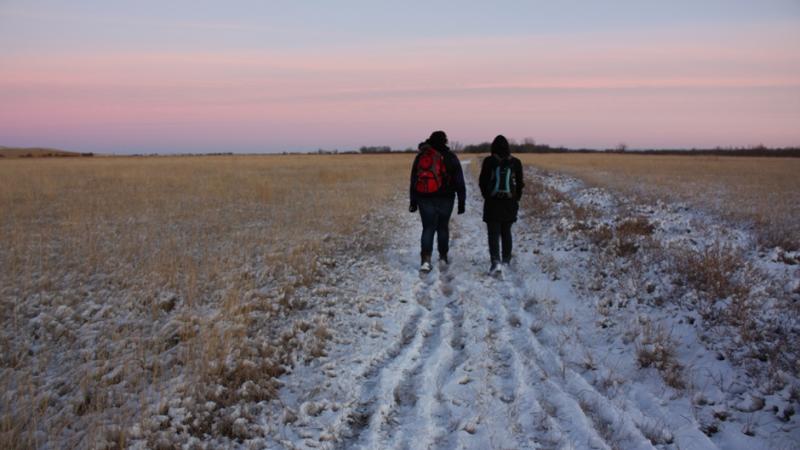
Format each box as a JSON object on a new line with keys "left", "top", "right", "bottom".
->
{"left": 492, "top": 166, "right": 501, "bottom": 196}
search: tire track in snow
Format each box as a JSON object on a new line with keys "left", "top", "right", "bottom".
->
{"left": 445, "top": 175, "right": 539, "bottom": 449}
{"left": 392, "top": 268, "right": 462, "bottom": 449}
{"left": 500, "top": 265, "right": 675, "bottom": 450}
{"left": 342, "top": 271, "right": 454, "bottom": 450}
{"left": 343, "top": 305, "right": 432, "bottom": 449}
{"left": 445, "top": 293, "right": 467, "bottom": 374}
{"left": 379, "top": 303, "right": 444, "bottom": 448}
{"left": 489, "top": 282, "right": 561, "bottom": 450}
{"left": 482, "top": 304, "right": 529, "bottom": 449}
{"left": 429, "top": 267, "right": 472, "bottom": 449}
{"left": 338, "top": 214, "right": 471, "bottom": 449}
{"left": 334, "top": 294, "right": 426, "bottom": 448}
{"left": 494, "top": 270, "right": 616, "bottom": 449}
{"left": 454, "top": 167, "right": 619, "bottom": 449}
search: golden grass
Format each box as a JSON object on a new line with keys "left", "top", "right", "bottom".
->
{"left": 0, "top": 153, "right": 412, "bottom": 448}
{"left": 517, "top": 153, "right": 800, "bottom": 249}
{"left": 1, "top": 154, "right": 410, "bottom": 286}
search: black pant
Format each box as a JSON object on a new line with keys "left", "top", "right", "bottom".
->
{"left": 418, "top": 197, "right": 454, "bottom": 256}
{"left": 487, "top": 221, "right": 513, "bottom": 263}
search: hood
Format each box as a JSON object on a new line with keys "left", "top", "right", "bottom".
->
{"left": 491, "top": 135, "right": 510, "bottom": 158}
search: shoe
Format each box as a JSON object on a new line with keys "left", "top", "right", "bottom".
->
{"left": 440, "top": 253, "right": 449, "bottom": 265}
{"left": 489, "top": 260, "right": 502, "bottom": 275}
{"left": 420, "top": 253, "right": 433, "bottom": 273}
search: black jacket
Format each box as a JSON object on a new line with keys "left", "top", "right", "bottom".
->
{"left": 479, "top": 154, "right": 524, "bottom": 223}
{"left": 409, "top": 145, "right": 466, "bottom": 210}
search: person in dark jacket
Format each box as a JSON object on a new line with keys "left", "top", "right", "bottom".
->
{"left": 479, "top": 135, "right": 524, "bottom": 274}
{"left": 409, "top": 130, "right": 466, "bottom": 272}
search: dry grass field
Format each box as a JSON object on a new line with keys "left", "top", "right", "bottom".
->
{"left": 2, "top": 152, "right": 797, "bottom": 447}
{"left": 517, "top": 153, "right": 800, "bottom": 250}
{"left": 0, "top": 154, "right": 411, "bottom": 448}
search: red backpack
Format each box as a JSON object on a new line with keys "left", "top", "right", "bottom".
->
{"left": 415, "top": 147, "right": 447, "bottom": 194}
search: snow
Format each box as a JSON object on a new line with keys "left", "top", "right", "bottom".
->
{"left": 263, "top": 162, "right": 799, "bottom": 449}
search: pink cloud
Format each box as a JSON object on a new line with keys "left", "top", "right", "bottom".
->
{"left": 2, "top": 21, "right": 798, "bottom": 150}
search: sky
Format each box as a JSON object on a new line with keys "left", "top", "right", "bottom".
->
{"left": 1, "top": 1, "right": 799, "bottom": 153}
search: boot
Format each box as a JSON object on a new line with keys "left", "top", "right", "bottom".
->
{"left": 420, "top": 253, "right": 432, "bottom": 273}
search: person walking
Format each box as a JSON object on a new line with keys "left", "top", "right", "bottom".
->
{"left": 479, "top": 135, "right": 524, "bottom": 275}
{"left": 409, "top": 130, "right": 466, "bottom": 273}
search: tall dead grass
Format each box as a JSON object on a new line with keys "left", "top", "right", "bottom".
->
{"left": 0, "top": 154, "right": 411, "bottom": 448}
{"left": 517, "top": 154, "right": 800, "bottom": 250}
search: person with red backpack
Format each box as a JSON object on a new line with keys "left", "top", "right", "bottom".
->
{"left": 479, "top": 135, "right": 524, "bottom": 275}
{"left": 409, "top": 130, "right": 466, "bottom": 273}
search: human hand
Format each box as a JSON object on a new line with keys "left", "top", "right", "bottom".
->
{"left": 409, "top": 204, "right": 418, "bottom": 213}
{"left": 457, "top": 204, "right": 465, "bottom": 215}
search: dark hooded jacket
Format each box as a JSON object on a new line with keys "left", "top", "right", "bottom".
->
{"left": 479, "top": 138, "right": 524, "bottom": 223}
{"left": 409, "top": 141, "right": 466, "bottom": 211}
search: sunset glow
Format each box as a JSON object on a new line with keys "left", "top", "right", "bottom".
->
{"left": 1, "top": 1, "right": 799, "bottom": 153}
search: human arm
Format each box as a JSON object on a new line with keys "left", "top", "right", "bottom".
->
{"left": 478, "top": 157, "right": 492, "bottom": 200}
{"left": 514, "top": 158, "right": 525, "bottom": 201}
{"left": 409, "top": 154, "right": 420, "bottom": 212}
{"left": 452, "top": 156, "right": 466, "bottom": 214}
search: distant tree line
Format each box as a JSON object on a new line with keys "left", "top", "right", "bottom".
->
{"left": 602, "top": 146, "right": 800, "bottom": 157}
{"left": 358, "top": 145, "right": 416, "bottom": 154}
{"left": 16, "top": 152, "right": 94, "bottom": 157}
{"left": 461, "top": 138, "right": 570, "bottom": 154}
{"left": 460, "top": 139, "right": 800, "bottom": 157}
{"left": 345, "top": 141, "right": 800, "bottom": 157}
{"left": 127, "top": 152, "right": 234, "bottom": 157}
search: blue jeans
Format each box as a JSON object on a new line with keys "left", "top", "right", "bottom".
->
{"left": 418, "top": 197, "right": 454, "bottom": 256}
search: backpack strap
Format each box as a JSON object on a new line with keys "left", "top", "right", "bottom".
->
{"left": 491, "top": 166, "right": 501, "bottom": 196}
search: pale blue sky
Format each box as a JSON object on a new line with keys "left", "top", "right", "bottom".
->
{"left": 4, "top": 1, "right": 799, "bottom": 53}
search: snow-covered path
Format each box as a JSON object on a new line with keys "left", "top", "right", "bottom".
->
{"left": 268, "top": 164, "right": 798, "bottom": 450}
{"left": 328, "top": 169, "right": 690, "bottom": 450}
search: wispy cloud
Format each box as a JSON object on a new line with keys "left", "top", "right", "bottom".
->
{"left": 1, "top": 12, "right": 798, "bottom": 151}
